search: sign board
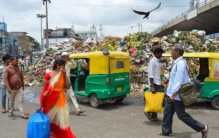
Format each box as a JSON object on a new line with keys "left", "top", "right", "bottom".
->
{"left": 44, "top": 28, "right": 73, "bottom": 38}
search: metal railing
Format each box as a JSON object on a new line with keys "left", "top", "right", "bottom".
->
{"left": 196, "top": 0, "right": 213, "bottom": 8}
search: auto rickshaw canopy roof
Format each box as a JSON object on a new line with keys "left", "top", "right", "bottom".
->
{"left": 70, "top": 51, "right": 129, "bottom": 59}
{"left": 163, "top": 52, "right": 219, "bottom": 81}
{"left": 163, "top": 52, "right": 219, "bottom": 59}
{"left": 69, "top": 51, "right": 130, "bottom": 74}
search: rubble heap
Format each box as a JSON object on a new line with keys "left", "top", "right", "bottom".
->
{"left": 24, "top": 30, "right": 219, "bottom": 96}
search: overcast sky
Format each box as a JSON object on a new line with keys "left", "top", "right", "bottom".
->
{"left": 0, "top": 0, "right": 191, "bottom": 41}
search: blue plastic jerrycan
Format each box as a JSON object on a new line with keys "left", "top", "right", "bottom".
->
{"left": 27, "top": 111, "right": 50, "bottom": 138}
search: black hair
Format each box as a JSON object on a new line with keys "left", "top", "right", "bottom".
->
{"left": 53, "top": 58, "right": 66, "bottom": 70}
{"left": 152, "top": 46, "right": 164, "bottom": 54}
{"left": 2, "top": 54, "right": 11, "bottom": 63}
{"left": 174, "top": 45, "right": 184, "bottom": 56}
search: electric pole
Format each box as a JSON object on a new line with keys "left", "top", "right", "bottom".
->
{"left": 37, "top": 14, "right": 46, "bottom": 50}
{"left": 138, "top": 23, "right": 142, "bottom": 33}
{"left": 42, "top": 0, "right": 51, "bottom": 48}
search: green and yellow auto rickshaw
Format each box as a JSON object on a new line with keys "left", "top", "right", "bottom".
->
{"left": 144, "top": 52, "right": 219, "bottom": 121}
{"left": 163, "top": 52, "right": 219, "bottom": 109}
{"left": 69, "top": 51, "right": 130, "bottom": 108}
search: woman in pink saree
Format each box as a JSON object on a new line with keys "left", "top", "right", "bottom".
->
{"left": 40, "top": 59, "right": 76, "bottom": 138}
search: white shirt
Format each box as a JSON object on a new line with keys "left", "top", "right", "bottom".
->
{"left": 148, "top": 57, "right": 162, "bottom": 85}
{"left": 65, "top": 60, "right": 77, "bottom": 78}
{"left": 166, "top": 57, "right": 190, "bottom": 101}
{"left": 65, "top": 60, "right": 77, "bottom": 91}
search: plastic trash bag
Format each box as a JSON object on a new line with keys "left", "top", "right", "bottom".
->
{"left": 144, "top": 92, "right": 165, "bottom": 113}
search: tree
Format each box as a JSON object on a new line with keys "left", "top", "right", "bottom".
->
{"left": 17, "top": 35, "right": 40, "bottom": 55}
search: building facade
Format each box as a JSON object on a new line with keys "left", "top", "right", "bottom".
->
{"left": 0, "top": 22, "right": 7, "bottom": 55}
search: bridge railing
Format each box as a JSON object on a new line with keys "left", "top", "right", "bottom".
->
{"left": 153, "top": 0, "right": 216, "bottom": 35}
{"left": 196, "top": 0, "right": 214, "bottom": 8}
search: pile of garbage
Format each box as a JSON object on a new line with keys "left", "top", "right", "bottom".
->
{"left": 159, "top": 30, "right": 219, "bottom": 52}
{"left": 24, "top": 30, "right": 219, "bottom": 91}
{"left": 24, "top": 40, "right": 76, "bottom": 86}
{"left": 128, "top": 30, "right": 219, "bottom": 84}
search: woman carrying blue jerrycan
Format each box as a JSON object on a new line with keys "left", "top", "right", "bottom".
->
{"left": 26, "top": 110, "right": 50, "bottom": 138}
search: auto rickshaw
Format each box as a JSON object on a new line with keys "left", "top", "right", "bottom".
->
{"left": 69, "top": 51, "right": 130, "bottom": 108}
{"left": 163, "top": 52, "right": 219, "bottom": 109}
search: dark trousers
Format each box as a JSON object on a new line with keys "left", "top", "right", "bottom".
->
{"left": 150, "top": 84, "right": 164, "bottom": 92}
{"left": 162, "top": 97, "right": 205, "bottom": 134}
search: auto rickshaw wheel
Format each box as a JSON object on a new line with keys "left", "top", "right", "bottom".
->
{"left": 115, "top": 97, "right": 125, "bottom": 104}
{"left": 89, "top": 94, "right": 100, "bottom": 108}
{"left": 211, "top": 96, "right": 219, "bottom": 110}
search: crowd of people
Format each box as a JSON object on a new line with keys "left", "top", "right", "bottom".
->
{"left": 0, "top": 44, "right": 210, "bottom": 138}
{"left": 0, "top": 54, "right": 29, "bottom": 119}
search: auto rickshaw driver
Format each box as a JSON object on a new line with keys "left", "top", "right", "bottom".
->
{"left": 80, "top": 59, "right": 89, "bottom": 76}
{"left": 78, "top": 59, "right": 89, "bottom": 91}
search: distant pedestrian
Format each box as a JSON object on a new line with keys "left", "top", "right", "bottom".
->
{"left": 62, "top": 52, "right": 85, "bottom": 116}
{"left": 4, "top": 56, "right": 28, "bottom": 119}
{"left": 19, "top": 57, "right": 25, "bottom": 71}
{"left": 161, "top": 46, "right": 208, "bottom": 138}
{"left": 1, "top": 54, "right": 11, "bottom": 113}
{"left": 147, "top": 46, "right": 164, "bottom": 121}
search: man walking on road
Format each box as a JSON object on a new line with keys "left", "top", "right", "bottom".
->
{"left": 62, "top": 52, "right": 85, "bottom": 116}
{"left": 4, "top": 56, "right": 28, "bottom": 119}
{"left": 147, "top": 46, "right": 164, "bottom": 121}
{"left": 1, "top": 54, "right": 11, "bottom": 113}
{"left": 161, "top": 46, "right": 208, "bottom": 138}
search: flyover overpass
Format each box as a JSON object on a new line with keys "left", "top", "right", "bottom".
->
{"left": 153, "top": 0, "right": 219, "bottom": 37}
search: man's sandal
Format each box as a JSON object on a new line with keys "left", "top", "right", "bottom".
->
{"left": 1, "top": 109, "right": 8, "bottom": 113}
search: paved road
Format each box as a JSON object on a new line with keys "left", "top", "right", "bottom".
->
{"left": 0, "top": 88, "right": 219, "bottom": 138}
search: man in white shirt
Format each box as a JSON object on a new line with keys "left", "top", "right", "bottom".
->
{"left": 161, "top": 46, "right": 208, "bottom": 138}
{"left": 148, "top": 47, "right": 164, "bottom": 91}
{"left": 147, "top": 46, "right": 164, "bottom": 121}
{"left": 62, "top": 52, "right": 85, "bottom": 116}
